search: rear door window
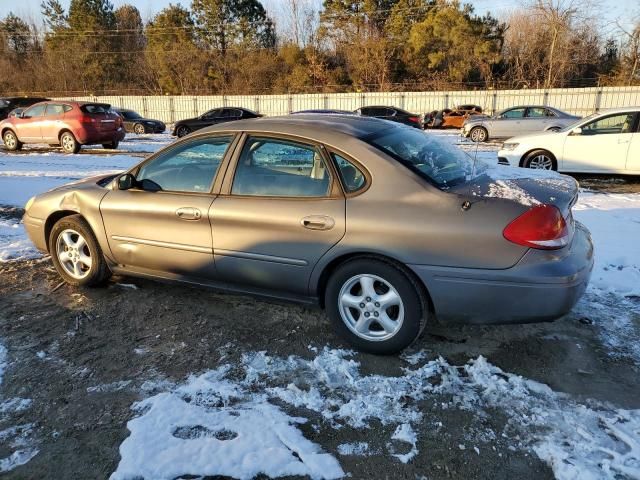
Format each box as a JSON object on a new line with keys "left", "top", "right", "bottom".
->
{"left": 45, "top": 104, "right": 65, "bottom": 116}
{"left": 232, "top": 137, "right": 331, "bottom": 197}
{"left": 526, "top": 107, "right": 547, "bottom": 118}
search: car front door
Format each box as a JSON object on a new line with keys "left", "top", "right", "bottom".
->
{"left": 492, "top": 107, "right": 527, "bottom": 138}
{"left": 15, "top": 103, "right": 47, "bottom": 142}
{"left": 561, "top": 112, "right": 636, "bottom": 172}
{"left": 210, "top": 135, "right": 346, "bottom": 296}
{"left": 198, "top": 109, "right": 221, "bottom": 129}
{"left": 100, "top": 135, "right": 237, "bottom": 279}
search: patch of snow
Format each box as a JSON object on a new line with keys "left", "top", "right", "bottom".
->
{"left": 574, "top": 192, "right": 640, "bottom": 297}
{"left": 400, "top": 349, "right": 428, "bottom": 366}
{"left": 337, "top": 442, "right": 370, "bottom": 456}
{"left": 0, "top": 343, "right": 38, "bottom": 472}
{"left": 111, "top": 365, "right": 344, "bottom": 480}
{"left": 485, "top": 179, "right": 541, "bottom": 206}
{"left": 87, "top": 380, "right": 132, "bottom": 394}
{"left": 0, "top": 213, "right": 40, "bottom": 263}
{"left": 390, "top": 423, "right": 418, "bottom": 463}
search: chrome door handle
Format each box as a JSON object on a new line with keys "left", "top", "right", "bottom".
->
{"left": 175, "top": 207, "right": 201, "bottom": 220}
{"left": 301, "top": 215, "right": 335, "bottom": 230}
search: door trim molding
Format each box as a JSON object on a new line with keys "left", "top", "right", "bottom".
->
{"left": 111, "top": 235, "right": 212, "bottom": 254}
{"left": 215, "top": 248, "right": 308, "bottom": 266}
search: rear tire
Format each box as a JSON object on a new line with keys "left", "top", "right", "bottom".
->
{"left": 133, "top": 123, "right": 145, "bottom": 135}
{"left": 522, "top": 149, "right": 557, "bottom": 170}
{"left": 469, "top": 126, "right": 488, "bottom": 142}
{"left": 102, "top": 141, "right": 119, "bottom": 149}
{"left": 325, "top": 258, "right": 425, "bottom": 354}
{"left": 60, "top": 131, "right": 80, "bottom": 154}
{"left": 49, "top": 215, "right": 111, "bottom": 287}
{"left": 2, "top": 130, "right": 22, "bottom": 151}
{"left": 175, "top": 125, "right": 191, "bottom": 138}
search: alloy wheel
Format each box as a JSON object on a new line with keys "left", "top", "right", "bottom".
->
{"left": 134, "top": 124, "right": 145, "bottom": 134}
{"left": 56, "top": 229, "right": 92, "bottom": 279}
{"left": 528, "top": 154, "right": 554, "bottom": 170}
{"left": 3, "top": 132, "right": 16, "bottom": 149}
{"left": 338, "top": 274, "right": 405, "bottom": 342}
{"left": 470, "top": 128, "right": 486, "bottom": 142}
{"left": 61, "top": 134, "right": 75, "bottom": 153}
{"left": 177, "top": 126, "right": 189, "bottom": 137}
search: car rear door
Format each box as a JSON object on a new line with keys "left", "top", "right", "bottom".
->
{"left": 561, "top": 112, "right": 635, "bottom": 172}
{"left": 522, "top": 107, "right": 550, "bottom": 133}
{"left": 15, "top": 103, "right": 46, "bottom": 142}
{"left": 41, "top": 103, "right": 66, "bottom": 142}
{"left": 624, "top": 114, "right": 640, "bottom": 172}
{"left": 210, "top": 134, "right": 346, "bottom": 296}
{"left": 100, "top": 135, "right": 237, "bottom": 279}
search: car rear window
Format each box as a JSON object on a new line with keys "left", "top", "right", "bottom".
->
{"left": 81, "top": 104, "right": 111, "bottom": 114}
{"left": 367, "top": 127, "right": 482, "bottom": 188}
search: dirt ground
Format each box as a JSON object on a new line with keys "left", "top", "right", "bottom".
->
{"left": 1, "top": 248, "right": 638, "bottom": 479}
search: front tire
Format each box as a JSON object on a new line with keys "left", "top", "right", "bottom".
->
{"left": 175, "top": 125, "right": 191, "bottom": 138}
{"left": 3, "top": 130, "right": 22, "bottom": 151}
{"left": 469, "top": 126, "right": 488, "bottom": 142}
{"left": 60, "top": 132, "right": 80, "bottom": 154}
{"left": 49, "top": 215, "right": 111, "bottom": 287}
{"left": 325, "top": 259, "right": 425, "bottom": 354}
{"left": 522, "top": 149, "right": 556, "bottom": 170}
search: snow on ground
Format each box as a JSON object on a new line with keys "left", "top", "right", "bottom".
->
{"left": 0, "top": 343, "right": 38, "bottom": 473}
{"left": 112, "top": 347, "right": 640, "bottom": 480}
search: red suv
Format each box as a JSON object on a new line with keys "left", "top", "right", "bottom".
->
{"left": 0, "top": 101, "right": 125, "bottom": 154}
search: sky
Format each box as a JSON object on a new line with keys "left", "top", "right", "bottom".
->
{"left": 0, "top": 0, "right": 636, "bottom": 32}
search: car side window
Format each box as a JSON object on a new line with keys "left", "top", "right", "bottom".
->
{"left": 23, "top": 104, "right": 46, "bottom": 118}
{"left": 202, "top": 109, "right": 219, "bottom": 120}
{"left": 45, "top": 104, "right": 65, "bottom": 116}
{"left": 136, "top": 136, "right": 232, "bottom": 193}
{"left": 63, "top": 105, "right": 73, "bottom": 113}
{"left": 526, "top": 107, "right": 547, "bottom": 118}
{"left": 581, "top": 114, "right": 636, "bottom": 135}
{"left": 232, "top": 137, "right": 331, "bottom": 197}
{"left": 332, "top": 153, "right": 366, "bottom": 193}
{"left": 500, "top": 108, "right": 526, "bottom": 119}
{"left": 545, "top": 109, "right": 557, "bottom": 117}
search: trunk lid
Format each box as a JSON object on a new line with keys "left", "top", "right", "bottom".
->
{"left": 450, "top": 168, "right": 579, "bottom": 217}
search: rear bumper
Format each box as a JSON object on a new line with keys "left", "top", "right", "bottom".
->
{"left": 408, "top": 223, "right": 593, "bottom": 324}
{"left": 76, "top": 127, "right": 126, "bottom": 145}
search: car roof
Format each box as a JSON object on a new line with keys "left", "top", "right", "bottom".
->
{"left": 597, "top": 106, "right": 640, "bottom": 114}
{"left": 200, "top": 114, "right": 397, "bottom": 139}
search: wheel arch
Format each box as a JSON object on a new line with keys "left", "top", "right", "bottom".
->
{"left": 519, "top": 148, "right": 557, "bottom": 168}
{"left": 44, "top": 210, "right": 84, "bottom": 251}
{"left": 58, "top": 128, "right": 76, "bottom": 141}
{"left": 313, "top": 251, "right": 434, "bottom": 316}
{"left": 1, "top": 126, "right": 17, "bottom": 138}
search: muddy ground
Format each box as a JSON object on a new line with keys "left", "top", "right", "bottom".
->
{"left": 0, "top": 251, "right": 638, "bottom": 479}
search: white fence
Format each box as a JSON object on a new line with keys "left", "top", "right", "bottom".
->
{"left": 58, "top": 86, "right": 640, "bottom": 124}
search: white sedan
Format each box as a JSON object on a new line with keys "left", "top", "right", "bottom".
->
{"left": 497, "top": 107, "right": 640, "bottom": 174}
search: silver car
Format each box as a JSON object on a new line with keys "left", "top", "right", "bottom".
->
{"left": 462, "top": 105, "right": 580, "bottom": 142}
{"left": 22, "top": 116, "right": 593, "bottom": 354}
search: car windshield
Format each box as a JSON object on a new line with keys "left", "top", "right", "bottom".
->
{"left": 368, "top": 127, "right": 483, "bottom": 188}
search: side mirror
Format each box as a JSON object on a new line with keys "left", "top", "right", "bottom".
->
{"left": 570, "top": 127, "right": 582, "bottom": 136}
{"left": 117, "top": 173, "right": 136, "bottom": 190}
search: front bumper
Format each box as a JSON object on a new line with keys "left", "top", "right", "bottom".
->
{"left": 23, "top": 213, "right": 47, "bottom": 253}
{"left": 497, "top": 148, "right": 521, "bottom": 166}
{"left": 408, "top": 222, "right": 593, "bottom": 324}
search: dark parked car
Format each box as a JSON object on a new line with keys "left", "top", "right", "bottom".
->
{"left": 114, "top": 109, "right": 165, "bottom": 134}
{"left": 23, "top": 115, "right": 592, "bottom": 354}
{"left": 292, "top": 109, "right": 355, "bottom": 115}
{"left": 172, "top": 107, "right": 262, "bottom": 138}
{"left": 1, "top": 97, "right": 50, "bottom": 120}
{"left": 354, "top": 105, "right": 422, "bottom": 128}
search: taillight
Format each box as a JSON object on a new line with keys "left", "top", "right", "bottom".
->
{"left": 81, "top": 115, "right": 96, "bottom": 124}
{"left": 503, "top": 204, "right": 570, "bottom": 250}
{"left": 408, "top": 116, "right": 420, "bottom": 124}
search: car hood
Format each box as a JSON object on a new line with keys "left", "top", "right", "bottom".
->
{"left": 450, "top": 167, "right": 578, "bottom": 215}
{"left": 47, "top": 173, "right": 119, "bottom": 193}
